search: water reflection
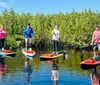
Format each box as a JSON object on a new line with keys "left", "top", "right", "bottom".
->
{"left": 0, "top": 57, "right": 6, "bottom": 76}
{"left": 51, "top": 58, "right": 59, "bottom": 85}
{"left": 63, "top": 50, "right": 68, "bottom": 61}
{"left": 90, "top": 67, "right": 100, "bottom": 85}
{"left": 0, "top": 49, "right": 92, "bottom": 85}
{"left": 24, "top": 58, "right": 33, "bottom": 82}
{"left": 0, "top": 57, "right": 6, "bottom": 82}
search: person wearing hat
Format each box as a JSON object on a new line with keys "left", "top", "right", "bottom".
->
{"left": 91, "top": 25, "right": 100, "bottom": 57}
{"left": 24, "top": 24, "right": 34, "bottom": 51}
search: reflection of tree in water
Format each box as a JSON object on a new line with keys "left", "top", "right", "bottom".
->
{"left": 24, "top": 58, "right": 33, "bottom": 82}
{"left": 51, "top": 58, "right": 59, "bottom": 85}
{"left": 0, "top": 57, "right": 6, "bottom": 76}
{"left": 90, "top": 67, "right": 100, "bottom": 85}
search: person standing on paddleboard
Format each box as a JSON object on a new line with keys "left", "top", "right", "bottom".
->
{"left": 0, "top": 24, "right": 6, "bottom": 50}
{"left": 91, "top": 25, "right": 100, "bottom": 57}
{"left": 24, "top": 24, "right": 34, "bottom": 51}
{"left": 52, "top": 25, "right": 60, "bottom": 54}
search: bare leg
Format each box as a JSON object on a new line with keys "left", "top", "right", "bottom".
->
{"left": 25, "top": 38, "right": 28, "bottom": 51}
{"left": 25, "top": 43, "right": 28, "bottom": 51}
{"left": 94, "top": 50, "right": 97, "bottom": 57}
{"left": 29, "top": 38, "right": 32, "bottom": 50}
{"left": 54, "top": 80, "right": 57, "bottom": 85}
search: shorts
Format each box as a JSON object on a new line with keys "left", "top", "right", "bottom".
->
{"left": 93, "top": 44, "right": 100, "bottom": 51}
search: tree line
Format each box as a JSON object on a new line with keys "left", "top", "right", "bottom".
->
{"left": 0, "top": 8, "right": 100, "bottom": 49}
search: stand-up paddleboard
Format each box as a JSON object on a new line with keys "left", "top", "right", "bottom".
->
{"left": 0, "top": 49, "right": 16, "bottom": 58}
{"left": 80, "top": 58, "right": 100, "bottom": 70}
{"left": 22, "top": 48, "right": 36, "bottom": 59}
{"left": 40, "top": 51, "right": 65, "bottom": 59}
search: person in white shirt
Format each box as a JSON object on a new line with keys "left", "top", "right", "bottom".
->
{"left": 52, "top": 25, "right": 60, "bottom": 54}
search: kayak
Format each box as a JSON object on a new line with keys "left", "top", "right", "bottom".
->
{"left": 40, "top": 51, "right": 64, "bottom": 59}
{"left": 80, "top": 58, "right": 100, "bottom": 70}
{"left": 0, "top": 49, "right": 16, "bottom": 58}
{"left": 22, "top": 48, "right": 36, "bottom": 59}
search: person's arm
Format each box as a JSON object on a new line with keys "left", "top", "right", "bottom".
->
{"left": 24, "top": 28, "right": 27, "bottom": 35}
{"left": 52, "top": 30, "right": 57, "bottom": 36}
{"left": 57, "top": 30, "right": 60, "bottom": 39}
{"left": 5, "top": 29, "right": 6, "bottom": 35}
{"left": 4, "top": 29, "right": 6, "bottom": 38}
{"left": 91, "top": 33, "right": 94, "bottom": 45}
{"left": 31, "top": 28, "right": 34, "bottom": 37}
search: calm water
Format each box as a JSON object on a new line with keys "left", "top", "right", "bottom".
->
{"left": 0, "top": 49, "right": 93, "bottom": 85}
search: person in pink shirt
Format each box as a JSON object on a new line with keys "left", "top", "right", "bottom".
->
{"left": 91, "top": 25, "right": 100, "bottom": 57}
{"left": 0, "top": 24, "right": 6, "bottom": 50}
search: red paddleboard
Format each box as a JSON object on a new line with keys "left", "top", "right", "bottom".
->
{"left": 80, "top": 58, "right": 100, "bottom": 70}
{"left": 22, "top": 48, "right": 36, "bottom": 59}
{"left": 0, "top": 49, "right": 16, "bottom": 58}
{"left": 40, "top": 53, "right": 63, "bottom": 59}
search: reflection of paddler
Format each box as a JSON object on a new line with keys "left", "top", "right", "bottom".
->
{"left": 90, "top": 68, "right": 100, "bottom": 85}
{"left": 51, "top": 59, "right": 59, "bottom": 81}
{"left": 0, "top": 57, "right": 6, "bottom": 76}
{"left": 24, "top": 58, "right": 32, "bottom": 81}
{"left": 0, "top": 64, "right": 6, "bottom": 76}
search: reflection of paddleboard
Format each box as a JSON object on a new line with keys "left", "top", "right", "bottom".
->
{"left": 40, "top": 51, "right": 64, "bottom": 59}
{"left": 80, "top": 58, "right": 100, "bottom": 70}
{"left": 22, "top": 48, "right": 36, "bottom": 59}
{"left": 0, "top": 49, "right": 16, "bottom": 58}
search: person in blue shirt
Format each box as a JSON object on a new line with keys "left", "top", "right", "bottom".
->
{"left": 24, "top": 24, "right": 34, "bottom": 51}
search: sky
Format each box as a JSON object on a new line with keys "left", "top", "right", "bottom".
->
{"left": 0, "top": 0, "right": 100, "bottom": 15}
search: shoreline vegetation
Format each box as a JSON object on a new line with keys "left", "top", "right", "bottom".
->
{"left": 0, "top": 8, "right": 99, "bottom": 50}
